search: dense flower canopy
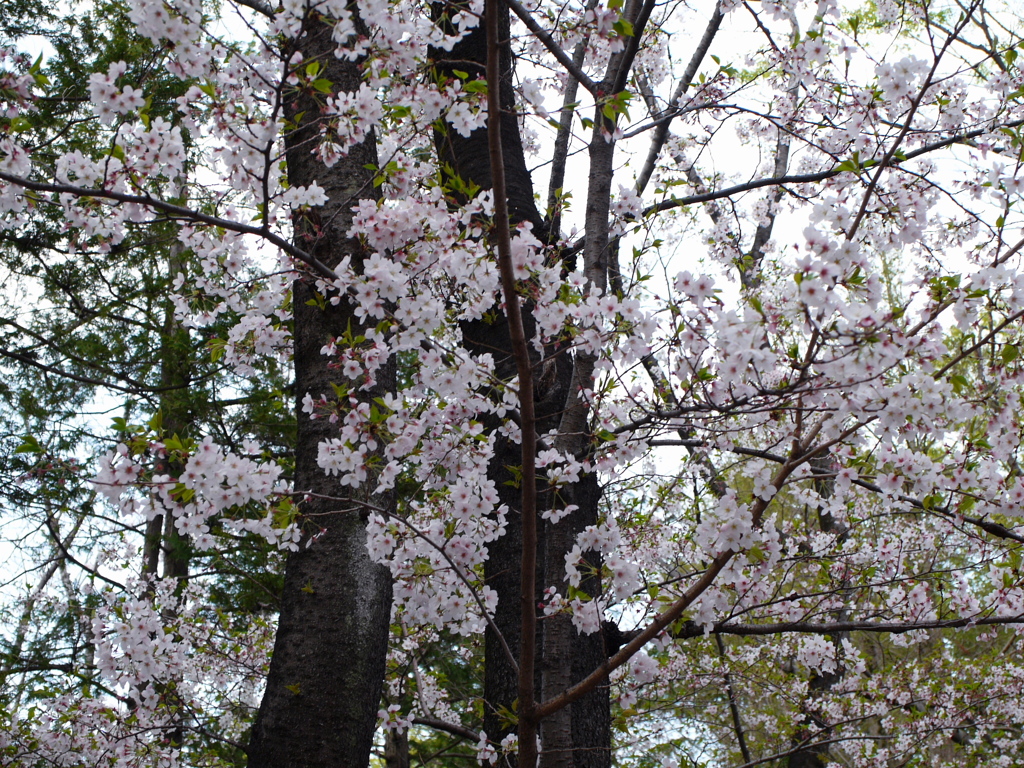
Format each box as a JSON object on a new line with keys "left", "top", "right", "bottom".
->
{"left": 3, "top": 0, "right": 1024, "bottom": 765}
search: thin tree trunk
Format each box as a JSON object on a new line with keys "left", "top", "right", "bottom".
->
{"left": 157, "top": 228, "right": 192, "bottom": 588}
{"left": 430, "top": 3, "right": 550, "bottom": 758}
{"left": 385, "top": 729, "right": 410, "bottom": 768}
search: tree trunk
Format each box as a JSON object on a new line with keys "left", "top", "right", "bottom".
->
{"left": 246, "top": 12, "right": 394, "bottom": 768}
{"left": 432, "top": 4, "right": 612, "bottom": 763}
{"left": 539, "top": 471, "right": 610, "bottom": 768}
{"left": 431, "top": 3, "right": 547, "bottom": 756}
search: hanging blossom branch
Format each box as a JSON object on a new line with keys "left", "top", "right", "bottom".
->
{"left": 557, "top": 109, "right": 1024, "bottom": 261}
{"left": 630, "top": 113, "right": 1024, "bottom": 215}
{"left": 0, "top": 170, "right": 335, "bottom": 279}
{"left": 846, "top": 0, "right": 981, "bottom": 240}
{"left": 646, "top": 437, "right": 1024, "bottom": 544}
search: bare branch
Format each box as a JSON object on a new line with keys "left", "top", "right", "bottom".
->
{"left": 412, "top": 717, "right": 480, "bottom": 742}
{"left": 506, "top": 0, "right": 598, "bottom": 95}
{"left": 230, "top": 0, "right": 275, "bottom": 18}
{"left": 634, "top": 0, "right": 724, "bottom": 194}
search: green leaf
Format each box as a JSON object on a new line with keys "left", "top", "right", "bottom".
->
{"left": 208, "top": 338, "right": 226, "bottom": 363}
{"left": 170, "top": 483, "right": 194, "bottom": 502}
{"left": 612, "top": 18, "right": 634, "bottom": 37}
{"left": 14, "top": 435, "right": 43, "bottom": 455}
{"left": 312, "top": 78, "right": 333, "bottom": 94}
{"left": 1002, "top": 344, "right": 1019, "bottom": 364}
{"left": 836, "top": 152, "right": 863, "bottom": 174}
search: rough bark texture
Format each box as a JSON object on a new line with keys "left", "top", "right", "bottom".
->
{"left": 482, "top": 432, "right": 527, "bottom": 756}
{"left": 432, "top": 0, "right": 546, "bottom": 238}
{"left": 246, "top": 13, "right": 393, "bottom": 768}
{"left": 385, "top": 728, "right": 411, "bottom": 768}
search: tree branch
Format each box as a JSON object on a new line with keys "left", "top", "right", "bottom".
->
{"left": 846, "top": 2, "right": 980, "bottom": 240}
{"left": 712, "top": 613, "right": 1024, "bottom": 637}
{"left": 537, "top": 463, "right": 797, "bottom": 720}
{"left": 716, "top": 633, "right": 752, "bottom": 764}
{"left": 412, "top": 717, "right": 480, "bottom": 742}
{"left": 0, "top": 171, "right": 336, "bottom": 279}
{"left": 634, "top": 0, "right": 723, "bottom": 194}
{"left": 230, "top": 0, "right": 275, "bottom": 18}
{"left": 505, "top": 0, "right": 597, "bottom": 95}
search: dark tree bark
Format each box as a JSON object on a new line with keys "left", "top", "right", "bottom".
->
{"left": 432, "top": 4, "right": 611, "bottom": 764}
{"left": 431, "top": 0, "right": 546, "bottom": 239}
{"left": 246, "top": 12, "right": 394, "bottom": 768}
{"left": 431, "top": 2, "right": 546, "bottom": 756}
